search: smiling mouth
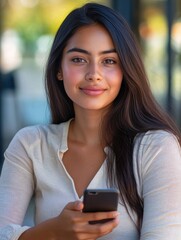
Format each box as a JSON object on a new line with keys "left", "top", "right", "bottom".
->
{"left": 80, "top": 88, "right": 106, "bottom": 96}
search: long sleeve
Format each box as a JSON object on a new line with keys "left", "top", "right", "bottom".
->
{"left": 0, "top": 128, "right": 35, "bottom": 240}
{"left": 133, "top": 130, "right": 181, "bottom": 239}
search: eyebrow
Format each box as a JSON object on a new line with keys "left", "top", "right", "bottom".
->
{"left": 66, "top": 47, "right": 117, "bottom": 55}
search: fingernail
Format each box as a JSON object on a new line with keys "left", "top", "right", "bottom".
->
{"left": 76, "top": 202, "right": 83, "bottom": 208}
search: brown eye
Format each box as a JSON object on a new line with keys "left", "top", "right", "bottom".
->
{"left": 103, "top": 59, "right": 116, "bottom": 64}
{"left": 72, "top": 58, "right": 86, "bottom": 63}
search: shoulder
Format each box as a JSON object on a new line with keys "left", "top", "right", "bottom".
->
{"left": 8, "top": 124, "right": 51, "bottom": 148}
{"left": 133, "top": 129, "right": 181, "bottom": 166}
{"left": 134, "top": 130, "right": 180, "bottom": 153}
{"left": 133, "top": 130, "right": 181, "bottom": 195}
{"left": 11, "top": 121, "right": 69, "bottom": 142}
{"left": 4, "top": 120, "right": 71, "bottom": 170}
{"left": 6, "top": 120, "right": 71, "bottom": 153}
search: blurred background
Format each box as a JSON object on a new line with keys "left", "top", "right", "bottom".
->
{"left": 0, "top": 0, "right": 181, "bottom": 172}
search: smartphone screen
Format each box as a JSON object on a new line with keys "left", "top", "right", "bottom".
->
{"left": 83, "top": 188, "right": 119, "bottom": 224}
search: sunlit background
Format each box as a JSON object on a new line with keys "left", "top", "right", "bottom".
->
{"left": 0, "top": 0, "right": 181, "bottom": 168}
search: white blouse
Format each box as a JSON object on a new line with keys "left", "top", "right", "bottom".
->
{"left": 0, "top": 119, "right": 181, "bottom": 239}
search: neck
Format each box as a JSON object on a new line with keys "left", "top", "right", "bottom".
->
{"left": 70, "top": 111, "right": 105, "bottom": 146}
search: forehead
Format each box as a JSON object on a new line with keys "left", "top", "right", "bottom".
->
{"left": 64, "top": 24, "right": 115, "bottom": 51}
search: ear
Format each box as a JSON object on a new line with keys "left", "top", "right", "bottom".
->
{"left": 57, "top": 71, "right": 63, "bottom": 80}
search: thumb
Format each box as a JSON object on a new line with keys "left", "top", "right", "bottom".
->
{"left": 65, "top": 201, "right": 83, "bottom": 211}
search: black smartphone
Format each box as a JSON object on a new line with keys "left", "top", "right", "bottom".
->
{"left": 83, "top": 188, "right": 119, "bottom": 224}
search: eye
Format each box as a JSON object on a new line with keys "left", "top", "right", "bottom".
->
{"left": 71, "top": 57, "right": 86, "bottom": 63}
{"left": 103, "top": 58, "right": 116, "bottom": 65}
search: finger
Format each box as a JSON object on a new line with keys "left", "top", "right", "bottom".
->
{"left": 77, "top": 216, "right": 119, "bottom": 235}
{"left": 83, "top": 211, "right": 119, "bottom": 223}
{"left": 65, "top": 201, "right": 84, "bottom": 211}
{"left": 90, "top": 217, "right": 120, "bottom": 237}
{"left": 75, "top": 219, "right": 119, "bottom": 240}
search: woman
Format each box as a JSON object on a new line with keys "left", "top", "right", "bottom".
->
{"left": 0, "top": 2, "right": 181, "bottom": 240}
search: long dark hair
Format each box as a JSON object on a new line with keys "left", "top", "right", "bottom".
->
{"left": 45, "top": 3, "right": 181, "bottom": 231}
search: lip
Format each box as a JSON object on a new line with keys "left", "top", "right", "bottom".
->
{"left": 80, "top": 87, "right": 106, "bottom": 96}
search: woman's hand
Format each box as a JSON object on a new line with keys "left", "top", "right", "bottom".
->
{"left": 56, "top": 201, "right": 120, "bottom": 240}
{"left": 19, "top": 201, "right": 119, "bottom": 240}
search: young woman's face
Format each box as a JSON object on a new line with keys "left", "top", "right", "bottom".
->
{"left": 60, "top": 24, "right": 123, "bottom": 113}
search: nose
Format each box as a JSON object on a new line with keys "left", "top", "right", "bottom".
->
{"left": 85, "top": 63, "right": 102, "bottom": 81}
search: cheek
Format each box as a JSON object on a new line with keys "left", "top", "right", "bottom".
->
{"left": 109, "top": 71, "right": 123, "bottom": 89}
{"left": 62, "top": 80, "right": 74, "bottom": 100}
{"left": 62, "top": 68, "right": 80, "bottom": 96}
{"left": 62, "top": 66, "right": 84, "bottom": 84}
{"left": 117, "top": 74, "right": 123, "bottom": 88}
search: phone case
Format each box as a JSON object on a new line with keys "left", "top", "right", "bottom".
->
{"left": 83, "top": 188, "right": 119, "bottom": 224}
